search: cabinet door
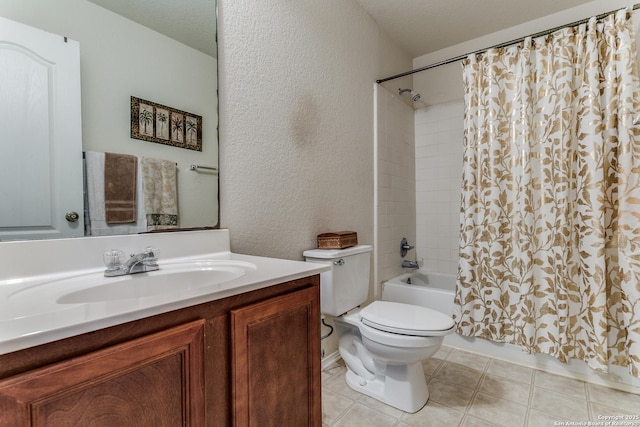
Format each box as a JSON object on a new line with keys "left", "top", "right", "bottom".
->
{"left": 0, "top": 320, "right": 205, "bottom": 427}
{"left": 231, "top": 286, "right": 321, "bottom": 426}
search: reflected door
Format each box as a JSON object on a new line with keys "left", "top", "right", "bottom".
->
{"left": 0, "top": 16, "right": 83, "bottom": 240}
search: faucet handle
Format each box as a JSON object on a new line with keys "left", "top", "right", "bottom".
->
{"left": 104, "top": 249, "right": 126, "bottom": 269}
{"left": 143, "top": 246, "right": 158, "bottom": 260}
{"left": 400, "top": 237, "right": 415, "bottom": 257}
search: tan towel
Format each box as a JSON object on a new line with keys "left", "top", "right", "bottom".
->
{"left": 141, "top": 157, "right": 178, "bottom": 231}
{"left": 85, "top": 151, "right": 147, "bottom": 235}
{"left": 104, "top": 153, "right": 137, "bottom": 224}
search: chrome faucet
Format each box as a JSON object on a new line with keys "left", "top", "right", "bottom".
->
{"left": 401, "top": 259, "right": 419, "bottom": 269}
{"left": 104, "top": 247, "right": 159, "bottom": 277}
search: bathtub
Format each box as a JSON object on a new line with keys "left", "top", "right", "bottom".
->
{"left": 382, "top": 271, "right": 455, "bottom": 316}
{"left": 382, "top": 270, "right": 640, "bottom": 392}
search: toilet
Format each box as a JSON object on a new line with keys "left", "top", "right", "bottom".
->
{"left": 303, "top": 244, "right": 455, "bottom": 413}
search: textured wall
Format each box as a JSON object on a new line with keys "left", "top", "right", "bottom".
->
{"left": 217, "top": 0, "right": 411, "bottom": 360}
{"left": 217, "top": 0, "right": 411, "bottom": 262}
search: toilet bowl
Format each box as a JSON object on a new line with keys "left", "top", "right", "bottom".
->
{"left": 303, "top": 245, "right": 455, "bottom": 413}
{"left": 335, "top": 301, "right": 454, "bottom": 413}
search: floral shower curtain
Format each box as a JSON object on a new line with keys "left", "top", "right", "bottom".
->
{"left": 454, "top": 8, "right": 640, "bottom": 376}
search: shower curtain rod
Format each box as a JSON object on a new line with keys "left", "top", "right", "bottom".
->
{"left": 376, "top": 3, "right": 640, "bottom": 84}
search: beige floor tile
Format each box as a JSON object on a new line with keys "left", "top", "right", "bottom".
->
{"left": 322, "top": 389, "right": 355, "bottom": 425}
{"left": 428, "top": 378, "right": 475, "bottom": 410}
{"left": 323, "top": 370, "right": 365, "bottom": 401}
{"left": 333, "top": 402, "right": 399, "bottom": 427}
{"left": 323, "top": 363, "right": 345, "bottom": 381}
{"left": 447, "top": 348, "right": 490, "bottom": 370}
{"left": 322, "top": 368, "right": 340, "bottom": 383}
{"left": 588, "top": 383, "right": 640, "bottom": 415}
{"left": 321, "top": 346, "right": 639, "bottom": 427}
{"left": 530, "top": 387, "right": 589, "bottom": 421}
{"left": 401, "top": 401, "right": 465, "bottom": 427}
{"left": 526, "top": 408, "right": 570, "bottom": 426}
{"left": 434, "top": 361, "right": 484, "bottom": 389}
{"left": 533, "top": 370, "right": 587, "bottom": 399}
{"left": 478, "top": 373, "right": 531, "bottom": 405}
{"left": 486, "top": 359, "right": 533, "bottom": 384}
{"left": 357, "top": 393, "right": 405, "bottom": 419}
{"left": 422, "top": 355, "right": 445, "bottom": 376}
{"left": 461, "top": 415, "right": 501, "bottom": 427}
{"left": 468, "top": 392, "right": 528, "bottom": 427}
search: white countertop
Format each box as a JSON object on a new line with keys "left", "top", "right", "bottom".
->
{"left": 0, "top": 230, "right": 329, "bottom": 355}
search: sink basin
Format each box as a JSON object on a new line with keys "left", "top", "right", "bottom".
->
{"left": 8, "top": 260, "right": 257, "bottom": 307}
{"left": 59, "top": 260, "right": 256, "bottom": 303}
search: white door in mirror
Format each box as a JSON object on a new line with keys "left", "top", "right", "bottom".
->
{"left": 0, "top": 16, "right": 83, "bottom": 240}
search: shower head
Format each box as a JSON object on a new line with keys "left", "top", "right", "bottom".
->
{"left": 398, "top": 88, "right": 421, "bottom": 102}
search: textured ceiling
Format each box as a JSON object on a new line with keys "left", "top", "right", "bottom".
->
{"left": 88, "top": 0, "right": 216, "bottom": 57}
{"left": 356, "top": 0, "right": 596, "bottom": 58}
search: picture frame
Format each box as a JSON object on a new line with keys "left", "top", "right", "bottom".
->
{"left": 130, "top": 96, "right": 202, "bottom": 151}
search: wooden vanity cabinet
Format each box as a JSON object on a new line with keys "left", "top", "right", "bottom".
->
{"left": 0, "top": 320, "right": 206, "bottom": 426}
{"left": 231, "top": 286, "right": 320, "bottom": 426}
{"left": 0, "top": 275, "right": 321, "bottom": 427}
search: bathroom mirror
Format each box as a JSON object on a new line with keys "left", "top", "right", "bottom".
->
{"left": 0, "top": 0, "right": 219, "bottom": 241}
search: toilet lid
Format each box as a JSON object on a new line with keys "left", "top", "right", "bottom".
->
{"left": 359, "top": 301, "right": 455, "bottom": 337}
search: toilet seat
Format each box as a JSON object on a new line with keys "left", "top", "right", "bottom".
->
{"left": 360, "top": 301, "right": 455, "bottom": 337}
{"left": 356, "top": 319, "right": 436, "bottom": 348}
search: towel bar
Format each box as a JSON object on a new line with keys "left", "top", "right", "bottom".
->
{"left": 189, "top": 163, "right": 218, "bottom": 172}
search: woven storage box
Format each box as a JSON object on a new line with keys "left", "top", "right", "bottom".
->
{"left": 317, "top": 231, "right": 358, "bottom": 249}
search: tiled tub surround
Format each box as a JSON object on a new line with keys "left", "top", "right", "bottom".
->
{"left": 414, "top": 101, "right": 464, "bottom": 276}
{"left": 322, "top": 346, "right": 640, "bottom": 427}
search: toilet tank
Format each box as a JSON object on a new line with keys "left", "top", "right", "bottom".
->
{"left": 303, "top": 245, "right": 372, "bottom": 316}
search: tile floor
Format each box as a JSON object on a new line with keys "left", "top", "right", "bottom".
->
{"left": 322, "top": 345, "right": 640, "bottom": 427}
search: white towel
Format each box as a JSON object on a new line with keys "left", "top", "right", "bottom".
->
{"left": 141, "top": 157, "right": 178, "bottom": 231}
{"left": 85, "top": 151, "right": 147, "bottom": 235}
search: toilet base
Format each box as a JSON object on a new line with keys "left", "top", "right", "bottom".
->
{"left": 344, "top": 362, "right": 429, "bottom": 413}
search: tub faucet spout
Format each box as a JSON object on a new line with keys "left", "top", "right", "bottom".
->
{"left": 402, "top": 260, "right": 419, "bottom": 269}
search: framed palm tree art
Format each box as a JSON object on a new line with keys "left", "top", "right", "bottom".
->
{"left": 130, "top": 96, "right": 202, "bottom": 151}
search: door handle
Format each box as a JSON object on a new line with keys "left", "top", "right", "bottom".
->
{"left": 65, "top": 211, "right": 80, "bottom": 222}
